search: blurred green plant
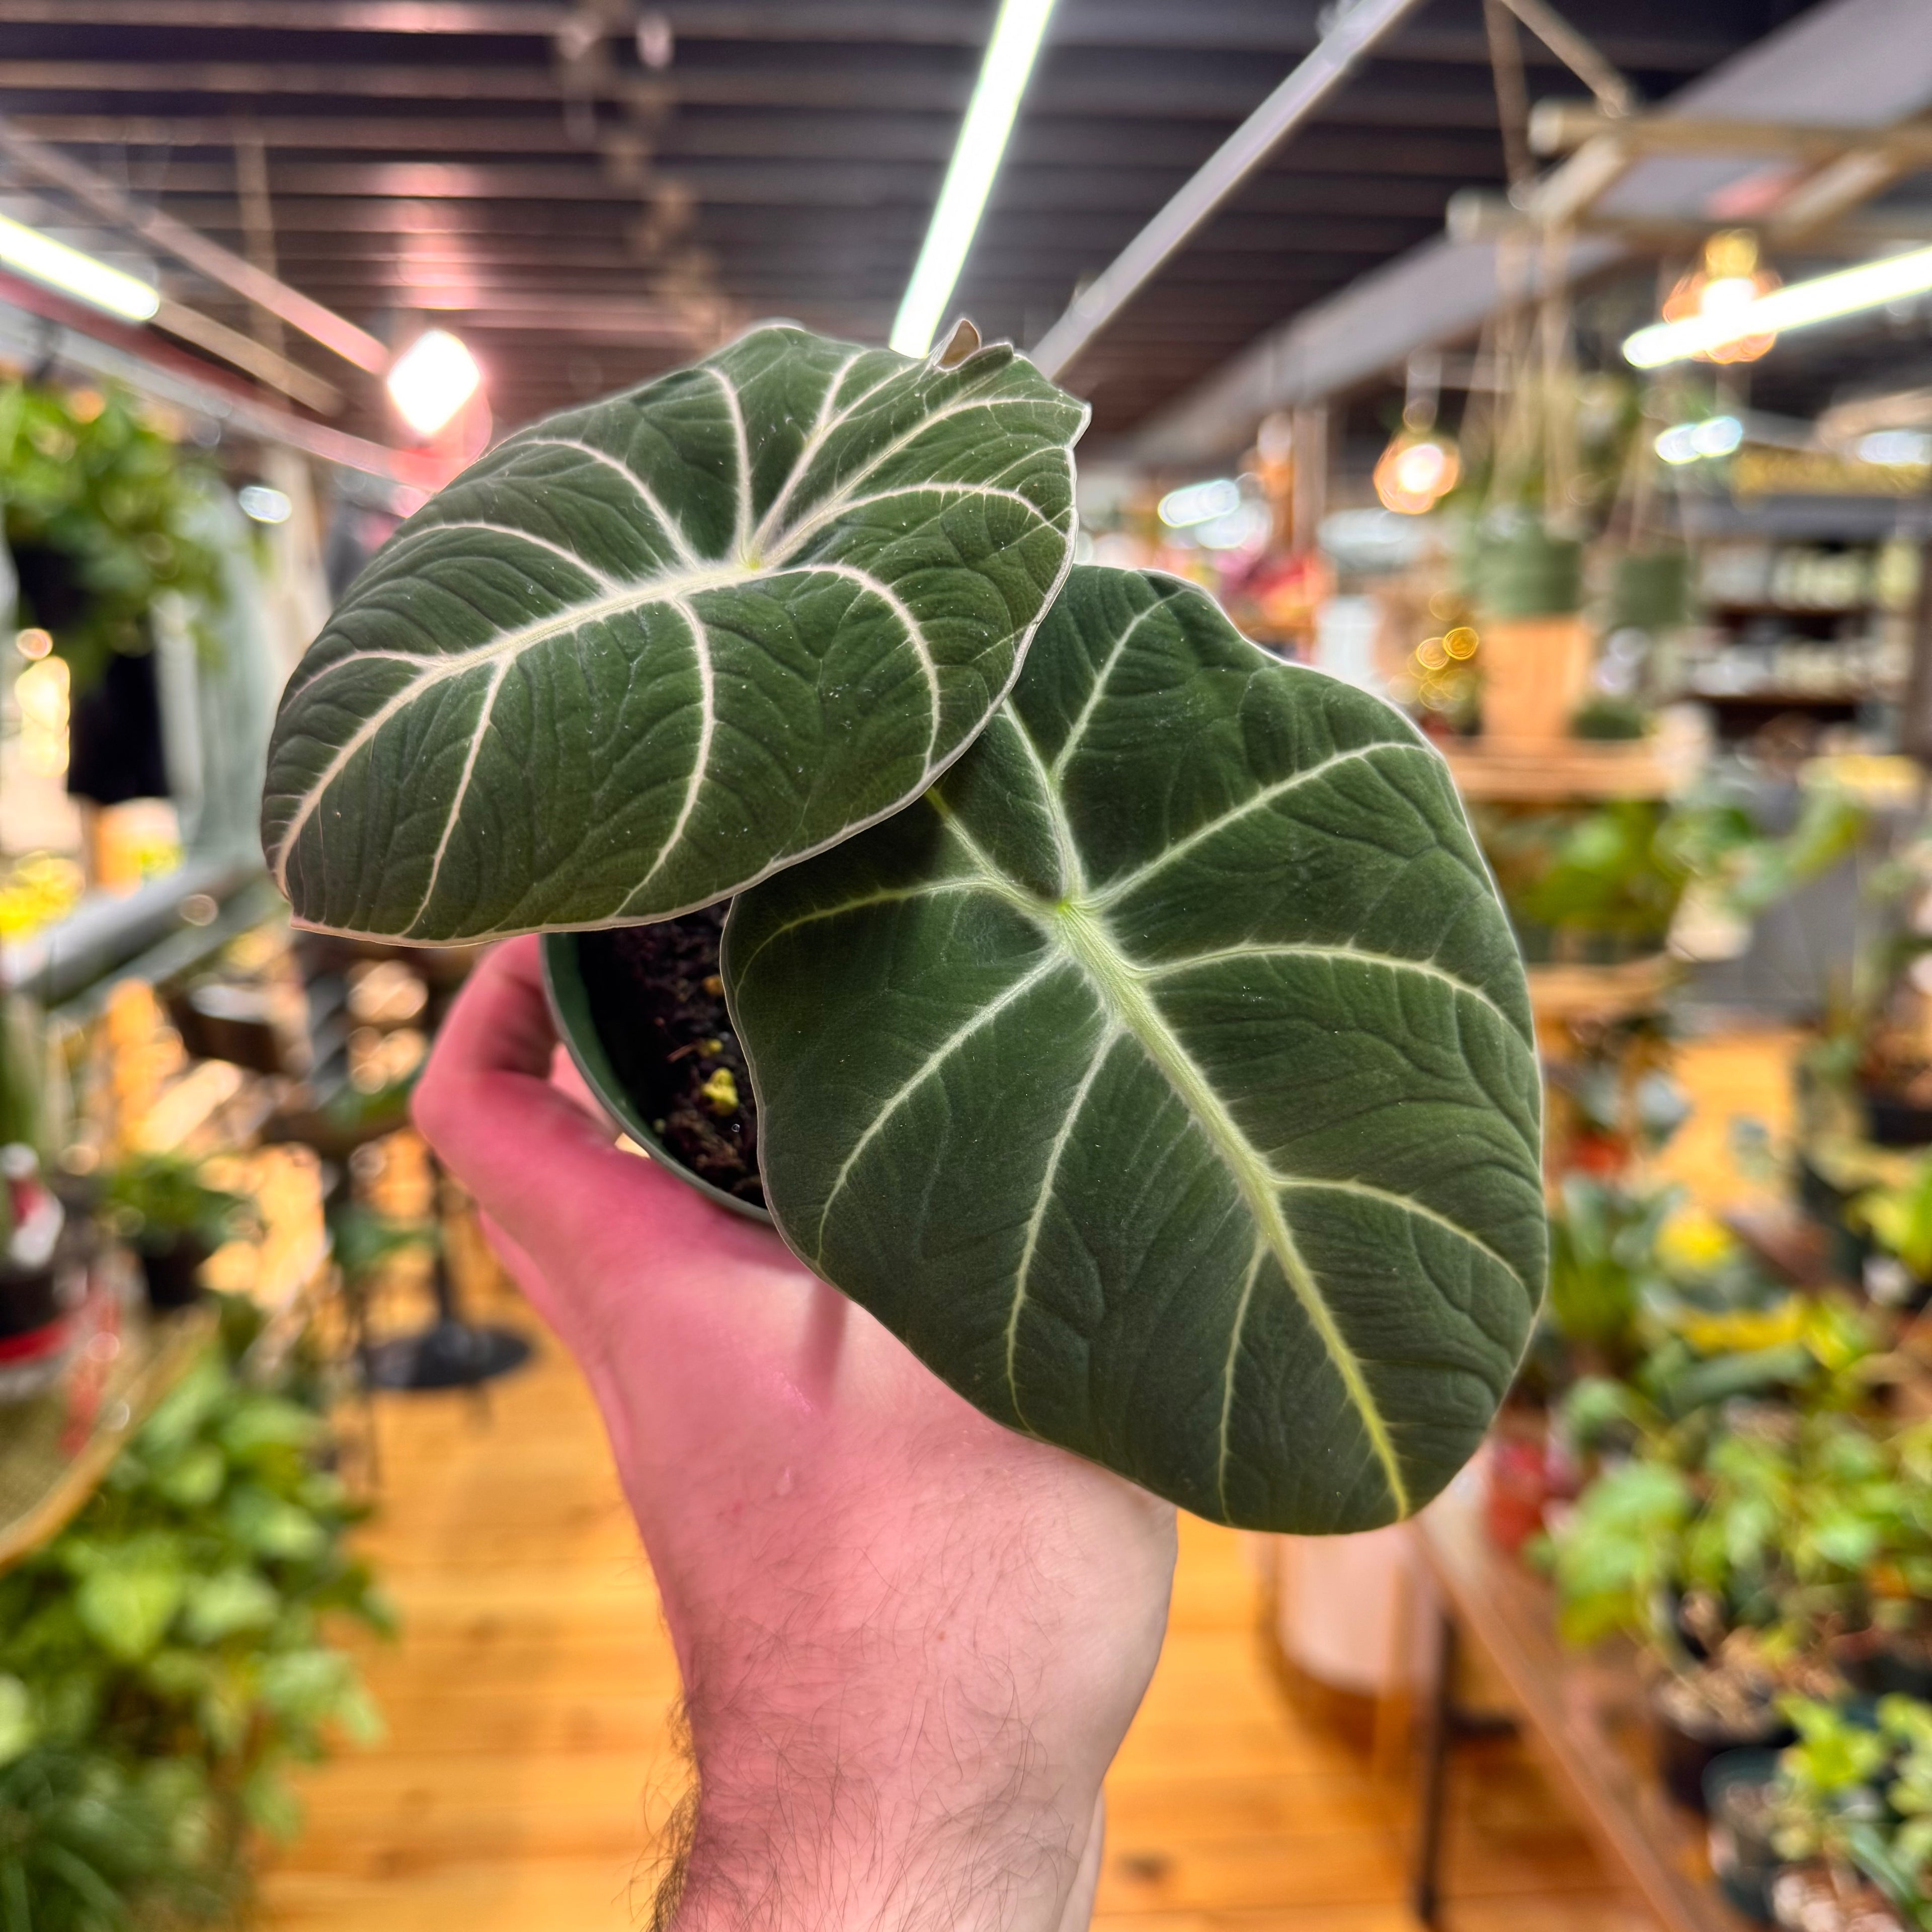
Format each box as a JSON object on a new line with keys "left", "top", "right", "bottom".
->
{"left": 101, "top": 1153, "right": 255, "bottom": 1256}
{"left": 1473, "top": 780, "right": 1864, "bottom": 957}
{"left": 1769, "top": 1694, "right": 1932, "bottom": 1928}
{"left": 0, "top": 383, "right": 223, "bottom": 692}
{"left": 1547, "top": 1175, "right": 1672, "bottom": 1365}
{"left": 1543, "top": 1400, "right": 1932, "bottom": 1663}
{"left": 0, "top": 1296, "right": 388, "bottom": 1926}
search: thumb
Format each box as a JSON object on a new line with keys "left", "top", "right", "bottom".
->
{"left": 412, "top": 936, "right": 716, "bottom": 1262}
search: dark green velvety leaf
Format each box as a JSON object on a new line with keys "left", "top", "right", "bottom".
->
{"left": 726, "top": 566, "right": 1545, "bottom": 1533}
{"left": 262, "top": 323, "right": 1084, "bottom": 941}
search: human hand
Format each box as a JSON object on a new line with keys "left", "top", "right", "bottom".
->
{"left": 413, "top": 937, "right": 1177, "bottom": 1932}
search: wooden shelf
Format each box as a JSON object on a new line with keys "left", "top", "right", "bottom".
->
{"left": 0, "top": 1297, "right": 216, "bottom": 1574}
{"left": 1444, "top": 734, "right": 1700, "bottom": 801}
{"left": 1527, "top": 952, "right": 1676, "bottom": 1023}
{"left": 1416, "top": 1475, "right": 1756, "bottom": 1932}
{"left": 1686, "top": 689, "right": 1866, "bottom": 709}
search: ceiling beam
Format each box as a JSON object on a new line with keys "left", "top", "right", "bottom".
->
{"left": 237, "top": 219, "right": 1441, "bottom": 267}
{"left": 1529, "top": 102, "right": 1932, "bottom": 163}
{"left": 0, "top": 0, "right": 1749, "bottom": 68}
{"left": 0, "top": 59, "right": 1329, "bottom": 120}
{"left": 0, "top": 56, "right": 1701, "bottom": 119}
{"left": 0, "top": 113, "right": 390, "bottom": 371}
{"left": 145, "top": 195, "right": 1469, "bottom": 246}
{"left": 70, "top": 150, "right": 1494, "bottom": 205}
{"left": 1031, "top": 0, "right": 1429, "bottom": 380}
{"left": 6, "top": 92, "right": 1514, "bottom": 159}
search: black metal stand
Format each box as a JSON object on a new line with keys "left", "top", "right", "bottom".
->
{"left": 361, "top": 1247, "right": 531, "bottom": 1391}
{"left": 1410, "top": 1601, "right": 1519, "bottom": 1929}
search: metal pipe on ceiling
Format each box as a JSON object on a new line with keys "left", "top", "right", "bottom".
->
{"left": 0, "top": 115, "right": 391, "bottom": 373}
{"left": 1027, "top": 0, "right": 1430, "bottom": 383}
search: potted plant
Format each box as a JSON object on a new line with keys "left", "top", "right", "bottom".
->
{"left": 1541, "top": 1404, "right": 1932, "bottom": 1810}
{"left": 1765, "top": 1695, "right": 1932, "bottom": 1932}
{"left": 1465, "top": 511, "right": 1590, "bottom": 745}
{"left": 1707, "top": 1743, "right": 1788, "bottom": 1923}
{"left": 259, "top": 320, "right": 1548, "bottom": 1535}
{"left": 101, "top": 1152, "right": 254, "bottom": 1311}
{"left": 1849, "top": 1161, "right": 1932, "bottom": 1311}
{"left": 0, "top": 1294, "right": 388, "bottom": 1922}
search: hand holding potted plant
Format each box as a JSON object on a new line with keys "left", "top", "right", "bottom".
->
{"left": 258, "top": 321, "right": 1548, "bottom": 1534}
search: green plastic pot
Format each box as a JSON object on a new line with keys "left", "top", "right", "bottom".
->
{"left": 1474, "top": 526, "right": 1584, "bottom": 619}
{"left": 540, "top": 929, "right": 773, "bottom": 1226}
{"left": 1608, "top": 549, "right": 1693, "bottom": 633}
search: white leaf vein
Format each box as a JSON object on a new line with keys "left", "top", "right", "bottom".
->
{"left": 1140, "top": 940, "right": 1525, "bottom": 1043}
{"left": 812, "top": 954, "right": 1066, "bottom": 1263}
{"left": 1049, "top": 597, "right": 1168, "bottom": 780}
{"left": 401, "top": 657, "right": 508, "bottom": 938}
{"left": 614, "top": 597, "right": 717, "bottom": 914}
{"left": 378, "top": 520, "right": 621, "bottom": 592}
{"left": 513, "top": 436, "right": 700, "bottom": 566}
{"left": 1092, "top": 740, "right": 1440, "bottom": 907}
{"left": 1005, "top": 1022, "right": 1119, "bottom": 1429}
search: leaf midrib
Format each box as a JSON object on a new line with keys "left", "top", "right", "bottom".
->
{"left": 1047, "top": 898, "right": 1412, "bottom": 1521}
{"left": 903, "top": 784, "right": 1409, "bottom": 1513}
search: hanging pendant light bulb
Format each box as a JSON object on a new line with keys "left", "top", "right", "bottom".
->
{"left": 1660, "top": 230, "right": 1781, "bottom": 365}
{"left": 1375, "top": 433, "right": 1461, "bottom": 514}
{"left": 1374, "top": 351, "right": 1461, "bottom": 515}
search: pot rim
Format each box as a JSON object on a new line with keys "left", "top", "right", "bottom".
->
{"left": 539, "top": 929, "right": 774, "bottom": 1227}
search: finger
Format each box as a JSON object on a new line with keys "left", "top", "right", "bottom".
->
{"left": 413, "top": 937, "right": 699, "bottom": 1254}
{"left": 550, "top": 1039, "right": 612, "bottom": 1127}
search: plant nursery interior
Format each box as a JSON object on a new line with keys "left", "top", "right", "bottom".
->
{"left": 23, "top": 1, "right": 1932, "bottom": 1928}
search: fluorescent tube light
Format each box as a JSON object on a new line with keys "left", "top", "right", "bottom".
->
{"left": 0, "top": 212, "right": 158, "bottom": 323}
{"left": 1655, "top": 416, "right": 1743, "bottom": 465}
{"left": 890, "top": 0, "right": 1057, "bottom": 359}
{"left": 1625, "top": 244, "right": 1932, "bottom": 370}
{"left": 1158, "top": 477, "right": 1241, "bottom": 527}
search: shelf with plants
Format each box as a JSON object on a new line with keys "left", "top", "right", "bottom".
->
{"left": 1451, "top": 979, "right": 1932, "bottom": 1931}
{"left": 0, "top": 1293, "right": 388, "bottom": 1927}
{"left": 1438, "top": 1131, "right": 1932, "bottom": 1930}
{"left": 1, "top": 917, "right": 385, "bottom": 1921}
{"left": 1666, "top": 538, "right": 1920, "bottom": 740}
{"left": 1464, "top": 775, "right": 1864, "bottom": 1064}
{"left": 0, "top": 374, "right": 279, "bottom": 1018}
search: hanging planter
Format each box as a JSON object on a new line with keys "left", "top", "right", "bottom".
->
{"left": 1608, "top": 546, "right": 1694, "bottom": 634}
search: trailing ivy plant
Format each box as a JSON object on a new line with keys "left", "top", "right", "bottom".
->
{"left": 0, "top": 1297, "right": 388, "bottom": 1926}
{"left": 261, "top": 322, "right": 1547, "bottom": 1535}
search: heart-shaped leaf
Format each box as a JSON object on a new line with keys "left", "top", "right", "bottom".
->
{"left": 262, "top": 323, "right": 1084, "bottom": 941}
{"left": 726, "top": 566, "right": 1544, "bottom": 1533}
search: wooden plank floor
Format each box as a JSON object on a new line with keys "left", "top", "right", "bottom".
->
{"left": 265, "top": 1029, "right": 1795, "bottom": 1931}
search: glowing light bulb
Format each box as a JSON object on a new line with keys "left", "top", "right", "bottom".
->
{"left": 386, "top": 329, "right": 482, "bottom": 438}
{"left": 1374, "top": 432, "right": 1460, "bottom": 515}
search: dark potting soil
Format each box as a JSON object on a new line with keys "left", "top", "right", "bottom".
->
{"left": 577, "top": 908, "right": 765, "bottom": 1210}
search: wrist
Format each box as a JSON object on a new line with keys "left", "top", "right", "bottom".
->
{"left": 664, "top": 1679, "right": 1100, "bottom": 1932}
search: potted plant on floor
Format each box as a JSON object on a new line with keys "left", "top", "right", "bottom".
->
{"left": 259, "top": 320, "right": 1548, "bottom": 1534}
